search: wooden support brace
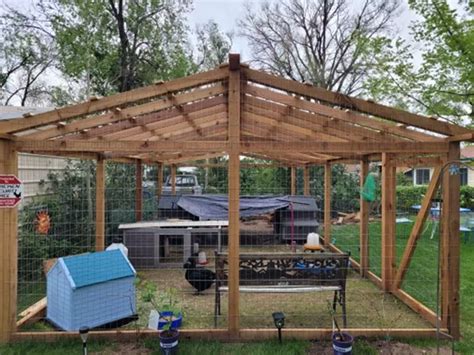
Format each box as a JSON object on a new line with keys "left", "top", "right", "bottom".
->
{"left": 360, "top": 157, "right": 369, "bottom": 277}
{"left": 290, "top": 167, "right": 296, "bottom": 195}
{"left": 135, "top": 160, "right": 143, "bottom": 221}
{"left": 171, "top": 164, "right": 177, "bottom": 196}
{"left": 156, "top": 163, "right": 163, "bottom": 200}
{"left": 393, "top": 166, "right": 442, "bottom": 289}
{"left": 441, "top": 142, "right": 461, "bottom": 339}
{"left": 227, "top": 53, "right": 241, "bottom": 335}
{"left": 381, "top": 153, "right": 396, "bottom": 292}
{"left": 324, "top": 162, "right": 331, "bottom": 245}
{"left": 0, "top": 139, "right": 18, "bottom": 342}
{"left": 95, "top": 156, "right": 105, "bottom": 251}
{"left": 303, "top": 165, "right": 310, "bottom": 196}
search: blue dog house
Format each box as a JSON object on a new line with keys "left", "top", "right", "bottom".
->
{"left": 46, "top": 249, "right": 137, "bottom": 331}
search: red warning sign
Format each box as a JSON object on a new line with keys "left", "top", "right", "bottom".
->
{"left": 0, "top": 175, "right": 23, "bottom": 208}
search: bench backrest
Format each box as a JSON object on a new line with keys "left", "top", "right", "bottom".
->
{"left": 214, "top": 252, "right": 350, "bottom": 288}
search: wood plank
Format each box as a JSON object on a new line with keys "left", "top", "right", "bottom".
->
{"left": 95, "top": 156, "right": 105, "bottom": 251}
{"left": 1, "top": 68, "right": 228, "bottom": 134}
{"left": 446, "top": 133, "right": 474, "bottom": 142}
{"left": 441, "top": 143, "right": 461, "bottom": 339}
{"left": 388, "top": 155, "right": 443, "bottom": 168}
{"left": 360, "top": 157, "right": 369, "bottom": 277}
{"left": 243, "top": 67, "right": 471, "bottom": 136}
{"left": 11, "top": 328, "right": 449, "bottom": 342}
{"left": 135, "top": 160, "right": 143, "bottom": 221}
{"left": 392, "top": 289, "right": 440, "bottom": 328}
{"left": 393, "top": 167, "right": 442, "bottom": 289}
{"left": 73, "top": 96, "right": 227, "bottom": 140}
{"left": 240, "top": 142, "right": 448, "bottom": 154}
{"left": 381, "top": 153, "right": 396, "bottom": 292}
{"left": 291, "top": 167, "right": 296, "bottom": 194}
{"left": 171, "top": 164, "right": 176, "bottom": 196}
{"left": 303, "top": 166, "right": 310, "bottom": 196}
{"left": 0, "top": 139, "right": 18, "bottom": 342}
{"left": 324, "top": 162, "right": 331, "bottom": 245}
{"left": 227, "top": 54, "right": 241, "bottom": 335}
{"left": 15, "top": 140, "right": 228, "bottom": 153}
{"left": 156, "top": 163, "right": 163, "bottom": 200}
{"left": 245, "top": 85, "right": 410, "bottom": 143}
{"left": 16, "top": 298, "right": 46, "bottom": 329}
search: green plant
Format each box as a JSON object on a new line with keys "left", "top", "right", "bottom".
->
{"left": 140, "top": 280, "right": 181, "bottom": 331}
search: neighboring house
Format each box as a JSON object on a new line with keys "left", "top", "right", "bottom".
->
{"left": 406, "top": 147, "right": 474, "bottom": 186}
{"left": 0, "top": 106, "right": 69, "bottom": 205}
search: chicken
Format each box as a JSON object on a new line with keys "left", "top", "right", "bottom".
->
{"left": 183, "top": 254, "right": 215, "bottom": 294}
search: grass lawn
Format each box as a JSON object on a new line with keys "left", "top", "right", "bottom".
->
{"left": 332, "top": 219, "right": 474, "bottom": 353}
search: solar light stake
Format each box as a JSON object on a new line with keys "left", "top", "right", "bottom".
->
{"left": 79, "top": 326, "right": 89, "bottom": 355}
{"left": 272, "top": 312, "right": 285, "bottom": 344}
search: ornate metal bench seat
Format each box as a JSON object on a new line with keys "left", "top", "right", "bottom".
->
{"left": 214, "top": 251, "right": 350, "bottom": 327}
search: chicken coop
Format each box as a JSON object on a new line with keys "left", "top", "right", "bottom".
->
{"left": 1, "top": 53, "right": 473, "bottom": 343}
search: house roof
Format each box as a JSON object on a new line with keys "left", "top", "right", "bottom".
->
{"left": 1, "top": 54, "right": 473, "bottom": 165}
{"left": 59, "top": 249, "right": 135, "bottom": 289}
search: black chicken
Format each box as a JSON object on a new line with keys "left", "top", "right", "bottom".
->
{"left": 183, "top": 254, "right": 215, "bottom": 295}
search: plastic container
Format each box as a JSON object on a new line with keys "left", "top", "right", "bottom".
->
{"left": 158, "top": 311, "right": 182, "bottom": 330}
{"left": 332, "top": 332, "right": 353, "bottom": 354}
{"left": 306, "top": 233, "right": 320, "bottom": 247}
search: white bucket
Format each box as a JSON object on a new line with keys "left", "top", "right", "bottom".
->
{"left": 306, "top": 233, "right": 320, "bottom": 247}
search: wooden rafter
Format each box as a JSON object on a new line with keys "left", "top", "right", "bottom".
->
{"left": 21, "top": 83, "right": 227, "bottom": 141}
{"left": 1, "top": 67, "right": 228, "bottom": 134}
{"left": 243, "top": 67, "right": 470, "bottom": 136}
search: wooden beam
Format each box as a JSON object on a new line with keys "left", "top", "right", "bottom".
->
{"left": 441, "top": 142, "right": 461, "bottom": 339}
{"left": 135, "top": 160, "right": 143, "bottom": 221}
{"left": 16, "top": 298, "right": 46, "bottom": 329}
{"left": 11, "top": 328, "right": 450, "bottom": 343}
{"left": 227, "top": 53, "right": 241, "bottom": 335}
{"left": 446, "top": 133, "right": 474, "bottom": 142}
{"left": 171, "top": 164, "right": 177, "bottom": 196}
{"left": 156, "top": 163, "right": 163, "bottom": 200}
{"left": 381, "top": 153, "right": 396, "bottom": 292}
{"left": 239, "top": 142, "right": 448, "bottom": 154}
{"left": 0, "top": 139, "right": 18, "bottom": 342}
{"left": 290, "top": 167, "right": 296, "bottom": 195}
{"left": 393, "top": 166, "right": 442, "bottom": 289}
{"left": 1, "top": 67, "right": 228, "bottom": 134}
{"left": 360, "top": 157, "right": 369, "bottom": 277}
{"left": 303, "top": 165, "right": 310, "bottom": 196}
{"left": 95, "top": 156, "right": 105, "bottom": 251}
{"left": 324, "top": 162, "right": 331, "bottom": 245}
{"left": 392, "top": 289, "right": 440, "bottom": 328}
{"left": 15, "top": 140, "right": 228, "bottom": 153}
{"left": 388, "top": 155, "right": 444, "bottom": 168}
{"left": 243, "top": 67, "right": 471, "bottom": 136}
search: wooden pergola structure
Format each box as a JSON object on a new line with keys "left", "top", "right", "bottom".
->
{"left": 1, "top": 53, "right": 473, "bottom": 342}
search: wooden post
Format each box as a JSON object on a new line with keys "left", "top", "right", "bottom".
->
{"left": 360, "top": 157, "right": 369, "bottom": 277}
{"left": 95, "top": 156, "right": 105, "bottom": 251}
{"left": 156, "top": 163, "right": 163, "bottom": 200}
{"left": 0, "top": 139, "right": 18, "bottom": 342}
{"left": 290, "top": 166, "right": 296, "bottom": 195}
{"left": 441, "top": 142, "right": 460, "bottom": 339}
{"left": 227, "top": 53, "right": 241, "bottom": 335}
{"left": 381, "top": 153, "right": 396, "bottom": 292}
{"left": 135, "top": 160, "right": 143, "bottom": 221}
{"left": 303, "top": 165, "right": 310, "bottom": 196}
{"left": 324, "top": 162, "right": 331, "bottom": 245}
{"left": 171, "top": 164, "right": 177, "bottom": 196}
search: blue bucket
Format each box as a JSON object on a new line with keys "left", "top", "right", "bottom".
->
{"left": 159, "top": 329, "right": 179, "bottom": 355}
{"left": 158, "top": 312, "right": 182, "bottom": 330}
{"left": 332, "top": 332, "right": 353, "bottom": 355}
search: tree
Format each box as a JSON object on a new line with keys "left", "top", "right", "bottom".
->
{"left": 364, "top": 1, "right": 473, "bottom": 124}
{"left": 194, "top": 20, "right": 232, "bottom": 70}
{"left": 0, "top": 8, "right": 54, "bottom": 106}
{"left": 239, "top": 0, "right": 400, "bottom": 95}
{"left": 2, "top": 0, "right": 195, "bottom": 97}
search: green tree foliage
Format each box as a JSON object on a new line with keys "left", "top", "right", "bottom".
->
{"left": 364, "top": 0, "right": 473, "bottom": 124}
{"left": 194, "top": 20, "right": 232, "bottom": 70}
